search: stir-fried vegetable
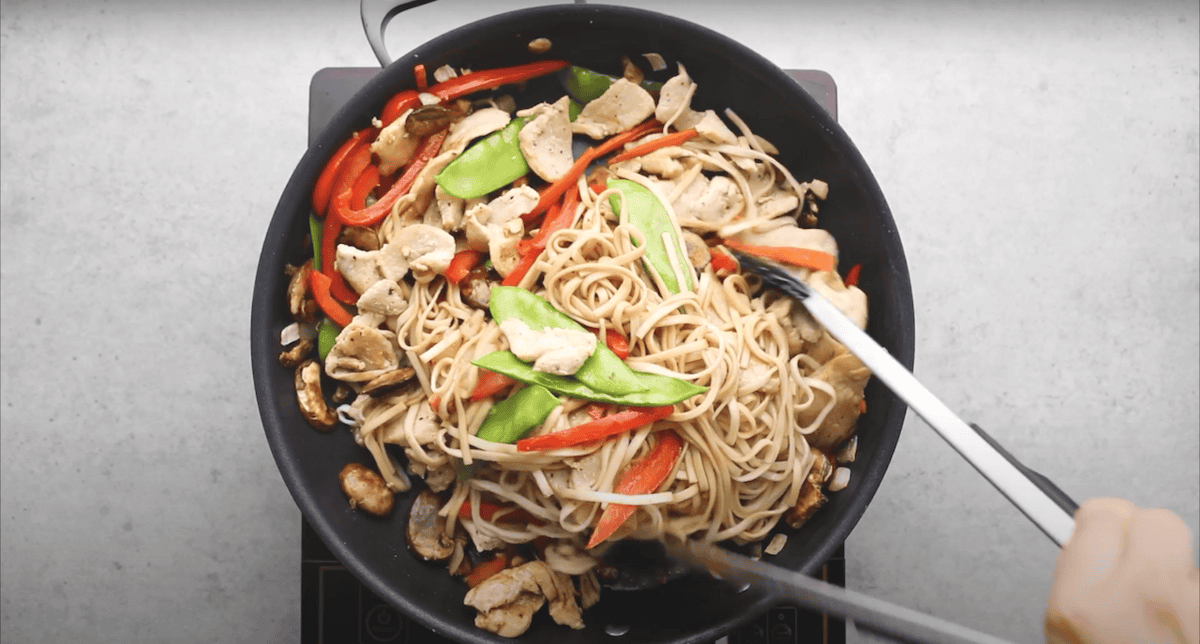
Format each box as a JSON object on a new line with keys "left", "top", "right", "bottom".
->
{"left": 472, "top": 351, "right": 705, "bottom": 407}
{"left": 436, "top": 115, "right": 533, "bottom": 199}
{"left": 316, "top": 318, "right": 340, "bottom": 362}
{"left": 585, "top": 431, "right": 684, "bottom": 548}
{"left": 308, "top": 271, "right": 353, "bottom": 327}
{"left": 489, "top": 287, "right": 645, "bottom": 396}
{"left": 608, "top": 128, "right": 698, "bottom": 165}
{"left": 607, "top": 179, "right": 695, "bottom": 294}
{"left": 722, "top": 239, "right": 836, "bottom": 273}
{"left": 516, "top": 405, "right": 673, "bottom": 452}
{"left": 474, "top": 384, "right": 562, "bottom": 444}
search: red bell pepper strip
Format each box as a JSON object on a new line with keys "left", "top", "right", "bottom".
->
{"left": 320, "top": 212, "right": 361, "bottom": 305}
{"left": 329, "top": 144, "right": 373, "bottom": 211}
{"left": 608, "top": 129, "right": 698, "bottom": 165}
{"left": 465, "top": 553, "right": 508, "bottom": 588}
{"left": 334, "top": 128, "right": 449, "bottom": 228}
{"left": 350, "top": 165, "right": 380, "bottom": 209}
{"left": 501, "top": 248, "right": 541, "bottom": 288}
{"left": 604, "top": 328, "right": 630, "bottom": 360}
{"left": 470, "top": 370, "right": 516, "bottom": 401}
{"left": 312, "top": 127, "right": 373, "bottom": 217}
{"left": 413, "top": 63, "right": 428, "bottom": 91}
{"left": 381, "top": 89, "right": 420, "bottom": 127}
{"left": 428, "top": 60, "right": 569, "bottom": 103}
{"left": 709, "top": 249, "right": 739, "bottom": 274}
{"left": 722, "top": 240, "right": 837, "bottom": 273}
{"left": 446, "top": 249, "right": 485, "bottom": 285}
{"left": 844, "top": 263, "right": 862, "bottom": 287}
{"left": 586, "top": 431, "right": 684, "bottom": 548}
{"left": 309, "top": 270, "right": 354, "bottom": 327}
{"left": 517, "top": 405, "right": 672, "bottom": 452}
{"left": 594, "top": 118, "right": 661, "bottom": 158}
{"left": 524, "top": 147, "right": 597, "bottom": 221}
{"left": 520, "top": 185, "right": 578, "bottom": 255}
{"left": 457, "top": 500, "right": 535, "bottom": 524}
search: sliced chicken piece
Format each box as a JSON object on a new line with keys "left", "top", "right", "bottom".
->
{"left": 356, "top": 278, "right": 407, "bottom": 316}
{"left": 379, "top": 224, "right": 456, "bottom": 284}
{"left": 443, "top": 107, "right": 512, "bottom": 154}
{"left": 463, "top": 186, "right": 538, "bottom": 277}
{"left": 371, "top": 110, "right": 420, "bottom": 175}
{"left": 573, "top": 78, "right": 656, "bottom": 140}
{"left": 786, "top": 450, "right": 833, "bottom": 528}
{"left": 435, "top": 185, "right": 464, "bottom": 232}
{"left": 674, "top": 174, "right": 743, "bottom": 223}
{"left": 517, "top": 96, "right": 573, "bottom": 183}
{"left": 693, "top": 110, "right": 737, "bottom": 145}
{"left": 499, "top": 318, "right": 597, "bottom": 376}
{"left": 464, "top": 561, "right": 585, "bottom": 637}
{"left": 680, "top": 230, "right": 711, "bottom": 269}
{"left": 655, "top": 63, "right": 704, "bottom": 130}
{"left": 325, "top": 317, "right": 401, "bottom": 383}
{"left": 799, "top": 353, "right": 871, "bottom": 450}
{"left": 808, "top": 269, "right": 868, "bottom": 330}
{"left": 757, "top": 192, "right": 800, "bottom": 220}
{"left": 335, "top": 245, "right": 385, "bottom": 295}
{"left": 384, "top": 149, "right": 460, "bottom": 226}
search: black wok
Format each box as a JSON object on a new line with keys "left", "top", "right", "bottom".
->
{"left": 251, "top": 4, "right": 915, "bottom": 643}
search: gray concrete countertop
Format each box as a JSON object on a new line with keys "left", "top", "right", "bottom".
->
{"left": 1, "top": 1, "right": 1196, "bottom": 642}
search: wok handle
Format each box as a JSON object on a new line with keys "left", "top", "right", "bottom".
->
{"left": 360, "top": 0, "right": 589, "bottom": 68}
{"left": 968, "top": 423, "right": 1079, "bottom": 517}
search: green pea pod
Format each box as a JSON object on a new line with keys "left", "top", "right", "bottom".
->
{"left": 474, "top": 384, "right": 561, "bottom": 444}
{"left": 473, "top": 351, "right": 706, "bottom": 407}
{"left": 309, "top": 213, "right": 323, "bottom": 272}
{"left": 564, "top": 65, "right": 664, "bottom": 103}
{"left": 489, "top": 286, "right": 646, "bottom": 395}
{"left": 436, "top": 115, "right": 533, "bottom": 199}
{"left": 316, "top": 318, "right": 340, "bottom": 362}
{"left": 607, "top": 179, "right": 694, "bottom": 295}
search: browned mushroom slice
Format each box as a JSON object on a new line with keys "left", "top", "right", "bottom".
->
{"left": 460, "top": 265, "right": 497, "bottom": 310}
{"left": 785, "top": 450, "right": 834, "bottom": 529}
{"left": 279, "top": 338, "right": 315, "bottom": 368}
{"left": 287, "top": 261, "right": 318, "bottom": 323}
{"left": 621, "top": 55, "right": 644, "bottom": 85}
{"left": 406, "top": 489, "right": 454, "bottom": 561}
{"left": 337, "top": 226, "right": 381, "bottom": 252}
{"left": 359, "top": 367, "right": 417, "bottom": 396}
{"left": 294, "top": 359, "right": 337, "bottom": 431}
{"left": 339, "top": 463, "right": 395, "bottom": 517}
{"left": 680, "top": 231, "right": 711, "bottom": 269}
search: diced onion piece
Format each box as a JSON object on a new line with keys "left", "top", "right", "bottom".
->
{"left": 765, "top": 533, "right": 787, "bottom": 555}
{"left": 432, "top": 64, "right": 458, "bottom": 82}
{"left": 829, "top": 467, "right": 851, "bottom": 492}
{"left": 837, "top": 435, "right": 858, "bottom": 463}
{"left": 281, "top": 322, "right": 317, "bottom": 346}
{"left": 418, "top": 92, "right": 440, "bottom": 106}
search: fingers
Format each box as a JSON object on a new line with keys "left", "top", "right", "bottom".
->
{"left": 1123, "top": 507, "right": 1196, "bottom": 574}
{"left": 1055, "top": 497, "right": 1136, "bottom": 589}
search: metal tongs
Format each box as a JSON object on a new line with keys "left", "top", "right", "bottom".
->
{"left": 664, "top": 252, "right": 1083, "bottom": 644}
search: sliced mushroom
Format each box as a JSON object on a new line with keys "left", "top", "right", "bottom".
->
{"left": 360, "top": 367, "right": 417, "bottom": 396}
{"left": 337, "top": 226, "right": 381, "bottom": 252}
{"left": 681, "top": 231, "right": 710, "bottom": 269}
{"left": 294, "top": 359, "right": 337, "bottom": 431}
{"left": 785, "top": 450, "right": 831, "bottom": 528}
{"left": 405, "top": 104, "right": 457, "bottom": 138}
{"left": 621, "top": 55, "right": 644, "bottom": 85}
{"left": 287, "top": 261, "right": 318, "bottom": 323}
{"left": 339, "top": 462, "right": 394, "bottom": 517}
{"left": 407, "top": 489, "right": 454, "bottom": 561}
{"left": 460, "top": 266, "right": 496, "bottom": 310}
{"left": 278, "top": 338, "right": 315, "bottom": 368}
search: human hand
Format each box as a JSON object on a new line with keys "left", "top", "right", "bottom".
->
{"left": 1046, "top": 497, "right": 1199, "bottom": 644}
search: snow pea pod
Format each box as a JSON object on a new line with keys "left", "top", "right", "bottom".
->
{"left": 563, "top": 65, "right": 663, "bottom": 103}
{"left": 474, "top": 384, "right": 561, "bottom": 444}
{"left": 607, "top": 179, "right": 694, "bottom": 295}
{"left": 316, "top": 318, "right": 340, "bottom": 362}
{"left": 489, "top": 287, "right": 646, "bottom": 395}
{"left": 472, "top": 351, "right": 705, "bottom": 407}
{"left": 436, "top": 115, "right": 533, "bottom": 199}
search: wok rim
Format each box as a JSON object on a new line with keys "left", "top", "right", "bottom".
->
{"left": 252, "top": 4, "right": 914, "bottom": 643}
